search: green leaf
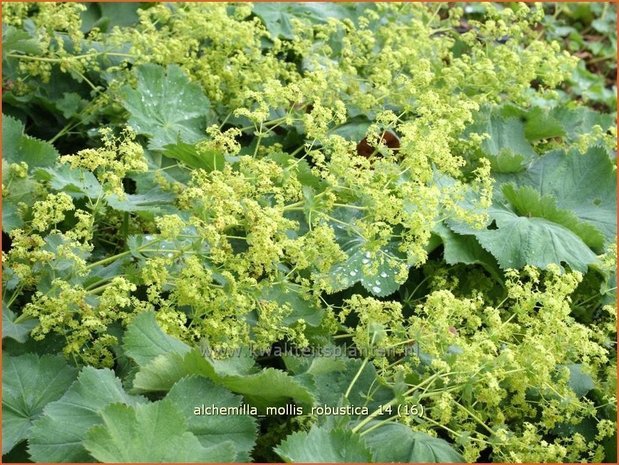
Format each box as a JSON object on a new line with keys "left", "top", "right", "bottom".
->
{"left": 131, "top": 351, "right": 211, "bottom": 392}
{"left": 106, "top": 190, "right": 176, "bottom": 213}
{"left": 121, "top": 64, "right": 211, "bottom": 150}
{"left": 122, "top": 311, "right": 190, "bottom": 366}
{"left": 2, "top": 202, "right": 23, "bottom": 232}
{"left": 35, "top": 165, "right": 103, "bottom": 199}
{"left": 522, "top": 107, "right": 566, "bottom": 141}
{"left": 124, "top": 314, "right": 315, "bottom": 409}
{"left": 81, "top": 3, "right": 141, "bottom": 32}
{"left": 2, "top": 25, "right": 41, "bottom": 58}
{"left": 497, "top": 105, "right": 566, "bottom": 142}
{"left": 506, "top": 147, "right": 616, "bottom": 245}
{"left": 28, "top": 367, "right": 145, "bottom": 462}
{"left": 83, "top": 400, "right": 236, "bottom": 463}
{"left": 165, "top": 376, "right": 257, "bottom": 461}
{"left": 2, "top": 114, "right": 59, "bottom": 169}
{"left": 490, "top": 149, "right": 531, "bottom": 174}
{"left": 462, "top": 204, "right": 598, "bottom": 272}
{"left": 163, "top": 141, "right": 226, "bottom": 171}
{"left": 275, "top": 426, "right": 373, "bottom": 462}
{"left": 450, "top": 146, "right": 614, "bottom": 271}
{"left": 471, "top": 113, "right": 536, "bottom": 173}
{"left": 97, "top": 2, "right": 141, "bottom": 28}
{"left": 218, "top": 367, "right": 315, "bottom": 410}
{"left": 2, "top": 159, "right": 39, "bottom": 233}
{"left": 55, "top": 92, "right": 86, "bottom": 119}
{"left": 550, "top": 106, "right": 614, "bottom": 142}
{"left": 502, "top": 184, "right": 605, "bottom": 250}
{"left": 133, "top": 351, "right": 315, "bottom": 410}
{"left": 260, "top": 282, "right": 324, "bottom": 326}
{"left": 363, "top": 423, "right": 464, "bottom": 462}
{"left": 295, "top": 356, "right": 393, "bottom": 411}
{"left": 2, "top": 354, "right": 77, "bottom": 455}
{"left": 329, "top": 116, "right": 372, "bottom": 141}
{"left": 322, "top": 223, "right": 407, "bottom": 297}
{"left": 2, "top": 305, "right": 37, "bottom": 343}
{"left": 253, "top": 3, "right": 353, "bottom": 40}
{"left": 433, "top": 222, "right": 500, "bottom": 273}
{"left": 566, "top": 364, "right": 595, "bottom": 397}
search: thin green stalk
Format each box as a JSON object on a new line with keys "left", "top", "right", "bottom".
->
{"left": 13, "top": 312, "right": 35, "bottom": 324}
{"left": 86, "top": 281, "right": 116, "bottom": 295}
{"left": 344, "top": 357, "right": 370, "bottom": 400}
{"left": 358, "top": 415, "right": 400, "bottom": 436}
{"left": 351, "top": 397, "right": 399, "bottom": 433}
{"left": 332, "top": 203, "right": 366, "bottom": 210}
{"left": 454, "top": 400, "right": 495, "bottom": 435}
{"left": 253, "top": 122, "right": 264, "bottom": 157}
{"left": 422, "top": 416, "right": 492, "bottom": 445}
{"left": 122, "top": 212, "right": 130, "bottom": 247}
{"left": 351, "top": 372, "right": 447, "bottom": 434}
{"left": 6, "top": 284, "right": 24, "bottom": 308}
{"left": 85, "top": 250, "right": 132, "bottom": 270}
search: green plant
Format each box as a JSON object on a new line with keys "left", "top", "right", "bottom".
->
{"left": 2, "top": 2, "right": 616, "bottom": 463}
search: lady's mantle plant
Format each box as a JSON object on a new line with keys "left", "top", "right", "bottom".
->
{"left": 2, "top": 2, "right": 616, "bottom": 463}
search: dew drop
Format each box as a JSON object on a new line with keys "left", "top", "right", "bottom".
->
{"left": 362, "top": 258, "right": 369, "bottom": 264}
{"left": 349, "top": 270, "right": 357, "bottom": 277}
{"left": 167, "top": 253, "right": 173, "bottom": 258}
{"left": 375, "top": 280, "right": 381, "bottom": 286}
{"left": 372, "top": 286, "right": 381, "bottom": 294}
{"left": 145, "top": 235, "right": 153, "bottom": 241}
{"left": 380, "top": 272, "right": 388, "bottom": 278}
{"left": 365, "top": 251, "right": 371, "bottom": 258}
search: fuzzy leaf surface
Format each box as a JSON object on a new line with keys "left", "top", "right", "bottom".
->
{"left": 275, "top": 426, "right": 373, "bottom": 462}
{"left": 28, "top": 367, "right": 145, "bottom": 462}
{"left": 83, "top": 400, "right": 236, "bottom": 462}
{"left": 165, "top": 376, "right": 257, "bottom": 461}
{"left": 363, "top": 423, "right": 464, "bottom": 462}
{"left": 2, "top": 354, "right": 77, "bottom": 455}
{"left": 121, "top": 64, "right": 211, "bottom": 150}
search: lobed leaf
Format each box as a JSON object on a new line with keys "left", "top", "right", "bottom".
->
{"left": 463, "top": 204, "right": 598, "bottom": 272}
{"left": 2, "top": 354, "right": 77, "bottom": 455}
{"left": 83, "top": 400, "right": 236, "bottom": 462}
{"left": 2, "top": 114, "right": 59, "bottom": 169}
{"left": 124, "top": 313, "right": 315, "bottom": 409}
{"left": 165, "top": 376, "right": 258, "bottom": 462}
{"left": 121, "top": 64, "right": 212, "bottom": 150}
{"left": 502, "top": 146, "right": 616, "bottom": 245}
{"left": 2, "top": 305, "right": 37, "bottom": 344}
{"left": 275, "top": 425, "right": 373, "bottom": 462}
{"left": 28, "top": 367, "right": 145, "bottom": 462}
{"left": 363, "top": 423, "right": 464, "bottom": 462}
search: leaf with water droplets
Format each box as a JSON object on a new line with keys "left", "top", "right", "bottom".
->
{"left": 121, "top": 64, "right": 212, "bottom": 150}
{"left": 322, "top": 238, "right": 406, "bottom": 297}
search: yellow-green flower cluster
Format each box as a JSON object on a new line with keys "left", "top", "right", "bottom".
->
{"left": 386, "top": 265, "right": 616, "bottom": 462}
{"left": 30, "top": 192, "right": 73, "bottom": 232}
{"left": 61, "top": 127, "right": 147, "bottom": 196}
{"left": 339, "top": 295, "right": 406, "bottom": 357}
{"left": 22, "top": 276, "right": 136, "bottom": 366}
